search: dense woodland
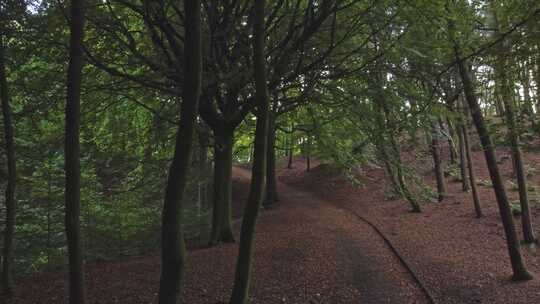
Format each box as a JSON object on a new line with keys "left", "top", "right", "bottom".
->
{"left": 0, "top": 0, "right": 540, "bottom": 303}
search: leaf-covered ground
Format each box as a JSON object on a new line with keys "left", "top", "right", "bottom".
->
{"left": 4, "top": 166, "right": 430, "bottom": 303}
{"left": 5, "top": 141, "right": 540, "bottom": 303}
{"left": 280, "top": 144, "right": 540, "bottom": 304}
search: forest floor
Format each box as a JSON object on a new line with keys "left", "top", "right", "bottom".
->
{"left": 5, "top": 142, "right": 540, "bottom": 303}
{"left": 3, "top": 164, "right": 429, "bottom": 304}
{"left": 279, "top": 142, "right": 540, "bottom": 304}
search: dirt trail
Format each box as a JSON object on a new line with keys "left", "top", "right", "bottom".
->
{"left": 6, "top": 166, "right": 429, "bottom": 304}
{"left": 232, "top": 166, "right": 429, "bottom": 303}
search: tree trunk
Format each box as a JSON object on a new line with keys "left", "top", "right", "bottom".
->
{"left": 306, "top": 137, "right": 311, "bottom": 172}
{"left": 209, "top": 128, "right": 235, "bottom": 244}
{"left": 210, "top": 143, "right": 225, "bottom": 244}
{"left": 287, "top": 146, "right": 293, "bottom": 169}
{"left": 460, "top": 96, "right": 482, "bottom": 217}
{"left": 287, "top": 125, "right": 294, "bottom": 169}
{"left": 198, "top": 124, "right": 210, "bottom": 208}
{"left": 229, "top": 0, "right": 270, "bottom": 301}
{"left": 264, "top": 114, "right": 278, "bottom": 206}
{"left": 457, "top": 115, "right": 470, "bottom": 192}
{"left": 442, "top": 118, "right": 457, "bottom": 165}
{"left": 492, "top": 10, "right": 536, "bottom": 244}
{"left": 456, "top": 53, "right": 532, "bottom": 280}
{"left": 374, "top": 101, "right": 421, "bottom": 213}
{"left": 499, "top": 71, "right": 536, "bottom": 243}
{"left": 521, "top": 61, "right": 535, "bottom": 127}
{"left": 0, "top": 31, "right": 16, "bottom": 297}
{"left": 64, "top": 1, "right": 86, "bottom": 302}
{"left": 430, "top": 121, "right": 447, "bottom": 202}
{"left": 535, "top": 51, "right": 540, "bottom": 117}
{"left": 158, "top": 0, "right": 202, "bottom": 303}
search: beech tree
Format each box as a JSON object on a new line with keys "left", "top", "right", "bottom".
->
{"left": 229, "top": 0, "right": 270, "bottom": 301}
{"left": 0, "top": 9, "right": 16, "bottom": 297}
{"left": 158, "top": 0, "right": 202, "bottom": 302}
{"left": 64, "top": 0, "right": 87, "bottom": 302}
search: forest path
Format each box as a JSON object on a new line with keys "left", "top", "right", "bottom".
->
{"left": 5, "top": 166, "right": 431, "bottom": 304}
{"left": 231, "top": 166, "right": 429, "bottom": 303}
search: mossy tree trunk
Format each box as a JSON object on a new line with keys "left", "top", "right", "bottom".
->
{"left": 158, "top": 0, "right": 202, "bottom": 302}
{"left": 229, "top": 0, "right": 270, "bottom": 301}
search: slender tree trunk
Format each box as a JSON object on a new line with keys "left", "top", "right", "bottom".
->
{"left": 229, "top": 0, "right": 270, "bottom": 301}
{"left": 374, "top": 101, "right": 421, "bottom": 213}
{"left": 210, "top": 144, "right": 225, "bottom": 245}
{"left": 535, "top": 51, "right": 540, "bottom": 118}
{"left": 220, "top": 130, "right": 235, "bottom": 241}
{"left": 442, "top": 118, "right": 457, "bottom": 165}
{"left": 521, "top": 61, "right": 535, "bottom": 127}
{"left": 430, "top": 121, "right": 447, "bottom": 202}
{"left": 264, "top": 114, "right": 278, "bottom": 206}
{"left": 492, "top": 11, "right": 536, "bottom": 244}
{"left": 456, "top": 53, "right": 532, "bottom": 280}
{"left": 305, "top": 137, "right": 311, "bottom": 172}
{"left": 210, "top": 129, "right": 235, "bottom": 244}
{"left": 500, "top": 76, "right": 536, "bottom": 243}
{"left": 0, "top": 31, "right": 16, "bottom": 297}
{"left": 158, "top": 1, "right": 202, "bottom": 303}
{"left": 460, "top": 96, "right": 482, "bottom": 217}
{"left": 287, "top": 146, "right": 293, "bottom": 168}
{"left": 64, "top": 1, "right": 86, "bottom": 302}
{"left": 287, "top": 124, "right": 294, "bottom": 169}
{"left": 457, "top": 115, "right": 470, "bottom": 192}
{"left": 198, "top": 124, "right": 210, "bottom": 208}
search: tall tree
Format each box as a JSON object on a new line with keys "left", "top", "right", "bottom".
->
{"left": 455, "top": 53, "right": 532, "bottom": 280}
{"left": 65, "top": 0, "right": 87, "bottom": 302}
{"left": 460, "top": 94, "right": 482, "bottom": 217}
{"left": 491, "top": 3, "right": 536, "bottom": 243}
{"left": 429, "top": 120, "right": 447, "bottom": 202}
{"left": 158, "top": 0, "right": 202, "bottom": 302}
{"left": 229, "top": 0, "right": 270, "bottom": 302}
{"left": 0, "top": 21, "right": 16, "bottom": 297}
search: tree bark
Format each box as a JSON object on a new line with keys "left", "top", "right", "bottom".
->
{"left": 64, "top": 1, "right": 86, "bottom": 302}
{"left": 442, "top": 118, "right": 457, "bottom": 165}
{"left": 210, "top": 128, "right": 235, "bottom": 244}
{"left": 520, "top": 61, "right": 535, "bottom": 127}
{"left": 229, "top": 0, "right": 270, "bottom": 301}
{"left": 264, "top": 114, "right": 278, "bottom": 206}
{"left": 287, "top": 146, "right": 293, "bottom": 169}
{"left": 535, "top": 51, "right": 540, "bottom": 117}
{"left": 287, "top": 124, "right": 294, "bottom": 169}
{"left": 430, "top": 121, "right": 447, "bottom": 202}
{"left": 0, "top": 30, "right": 16, "bottom": 297}
{"left": 492, "top": 10, "right": 536, "bottom": 244}
{"left": 456, "top": 53, "right": 532, "bottom": 280}
{"left": 197, "top": 124, "right": 210, "bottom": 208}
{"left": 158, "top": 0, "right": 202, "bottom": 303}
{"left": 460, "top": 96, "right": 482, "bottom": 217}
{"left": 457, "top": 115, "right": 470, "bottom": 192}
{"left": 374, "top": 100, "right": 421, "bottom": 213}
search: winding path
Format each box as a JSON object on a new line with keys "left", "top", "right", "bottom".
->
{"left": 231, "top": 167, "right": 431, "bottom": 303}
